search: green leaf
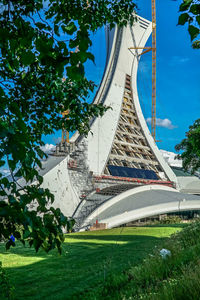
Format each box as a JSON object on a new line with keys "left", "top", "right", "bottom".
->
{"left": 15, "top": 169, "right": 22, "bottom": 178}
{"left": 37, "top": 175, "right": 43, "bottom": 185}
{"left": 1, "top": 177, "right": 10, "bottom": 187}
{"left": 23, "top": 229, "right": 30, "bottom": 239}
{"left": 21, "top": 51, "right": 35, "bottom": 66}
{"left": 36, "top": 37, "right": 52, "bottom": 56}
{"left": 22, "top": 72, "right": 26, "bottom": 79}
{"left": 6, "top": 239, "right": 15, "bottom": 250}
{"left": 8, "top": 195, "right": 17, "bottom": 204}
{"left": 197, "top": 15, "right": 200, "bottom": 26}
{"left": 8, "top": 159, "right": 16, "bottom": 171}
{"left": 7, "top": 62, "right": 14, "bottom": 72}
{"left": 9, "top": 102, "right": 20, "bottom": 115}
{"left": 29, "top": 240, "right": 34, "bottom": 248}
{"left": 64, "top": 22, "right": 77, "bottom": 35}
{"left": 0, "top": 86, "right": 5, "bottom": 96}
{"left": 0, "top": 160, "right": 5, "bottom": 167}
{"left": 0, "top": 190, "right": 7, "bottom": 196}
{"left": 192, "top": 39, "right": 200, "bottom": 49}
{"left": 20, "top": 239, "right": 25, "bottom": 246}
{"left": 179, "top": 0, "right": 193, "bottom": 12}
{"left": 178, "top": 13, "right": 189, "bottom": 25}
{"left": 86, "top": 52, "right": 95, "bottom": 63}
{"left": 33, "top": 238, "right": 42, "bottom": 252}
{"left": 36, "top": 148, "right": 45, "bottom": 159}
{"left": 13, "top": 231, "right": 21, "bottom": 239}
{"left": 35, "top": 22, "right": 46, "bottom": 30}
{"left": 6, "top": 240, "right": 11, "bottom": 250}
{"left": 54, "top": 24, "right": 60, "bottom": 36}
{"left": 67, "top": 64, "right": 85, "bottom": 81}
{"left": 188, "top": 25, "right": 199, "bottom": 41}
{"left": 189, "top": 4, "right": 200, "bottom": 15}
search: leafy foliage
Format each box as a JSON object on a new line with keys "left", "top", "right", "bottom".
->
{"left": 0, "top": 0, "right": 136, "bottom": 252}
{"left": 0, "top": 261, "right": 14, "bottom": 299}
{"left": 177, "top": 2, "right": 200, "bottom": 172}
{"left": 175, "top": 119, "right": 200, "bottom": 173}
{"left": 178, "top": 0, "right": 200, "bottom": 48}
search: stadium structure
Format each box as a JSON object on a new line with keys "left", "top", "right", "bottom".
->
{"left": 39, "top": 15, "right": 200, "bottom": 230}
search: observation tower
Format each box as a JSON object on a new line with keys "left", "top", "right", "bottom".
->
{"left": 40, "top": 15, "right": 200, "bottom": 230}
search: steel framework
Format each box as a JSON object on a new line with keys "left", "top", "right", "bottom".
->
{"left": 151, "top": 0, "right": 156, "bottom": 141}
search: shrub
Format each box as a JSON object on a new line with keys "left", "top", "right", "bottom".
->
{"left": 0, "top": 261, "right": 14, "bottom": 299}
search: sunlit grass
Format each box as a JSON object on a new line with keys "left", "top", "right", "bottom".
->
{"left": 84, "top": 222, "right": 200, "bottom": 300}
{"left": 0, "top": 226, "right": 182, "bottom": 300}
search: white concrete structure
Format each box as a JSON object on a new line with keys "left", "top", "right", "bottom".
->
{"left": 71, "top": 16, "right": 177, "bottom": 184}
{"left": 83, "top": 185, "right": 200, "bottom": 229}
{"left": 40, "top": 15, "right": 200, "bottom": 229}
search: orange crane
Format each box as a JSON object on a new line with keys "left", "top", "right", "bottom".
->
{"left": 61, "top": 110, "right": 69, "bottom": 144}
{"left": 151, "top": 0, "right": 156, "bottom": 142}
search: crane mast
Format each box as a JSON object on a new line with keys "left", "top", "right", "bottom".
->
{"left": 151, "top": 0, "right": 156, "bottom": 141}
{"left": 61, "top": 110, "right": 69, "bottom": 144}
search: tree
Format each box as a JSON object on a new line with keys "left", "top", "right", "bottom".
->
{"left": 175, "top": 119, "right": 200, "bottom": 174}
{"left": 178, "top": 0, "right": 200, "bottom": 48}
{"left": 0, "top": 0, "right": 136, "bottom": 253}
{"left": 176, "top": 1, "right": 200, "bottom": 171}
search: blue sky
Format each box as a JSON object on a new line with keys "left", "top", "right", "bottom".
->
{"left": 137, "top": 0, "right": 200, "bottom": 152}
{"left": 44, "top": 0, "right": 200, "bottom": 153}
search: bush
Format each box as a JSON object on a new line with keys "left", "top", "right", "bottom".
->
{"left": 0, "top": 261, "right": 14, "bottom": 299}
{"left": 159, "top": 216, "right": 182, "bottom": 224}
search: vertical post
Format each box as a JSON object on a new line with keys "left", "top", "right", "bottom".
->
{"left": 61, "top": 110, "right": 70, "bottom": 144}
{"left": 151, "top": 0, "right": 156, "bottom": 141}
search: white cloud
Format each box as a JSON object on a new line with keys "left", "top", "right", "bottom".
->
{"left": 160, "top": 149, "right": 182, "bottom": 168}
{"left": 179, "top": 57, "right": 190, "bottom": 63}
{"left": 169, "top": 56, "right": 190, "bottom": 66}
{"left": 138, "top": 61, "right": 150, "bottom": 73}
{"left": 0, "top": 169, "right": 10, "bottom": 177}
{"left": 146, "top": 118, "right": 177, "bottom": 130}
{"left": 41, "top": 143, "right": 56, "bottom": 153}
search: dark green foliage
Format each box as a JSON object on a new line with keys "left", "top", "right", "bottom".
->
{"left": 178, "top": 0, "right": 200, "bottom": 48}
{"left": 0, "top": 261, "right": 14, "bottom": 299}
{"left": 0, "top": 0, "right": 136, "bottom": 253}
{"left": 188, "top": 24, "right": 200, "bottom": 40}
{"left": 177, "top": 2, "right": 200, "bottom": 174}
{"left": 178, "top": 12, "right": 190, "bottom": 25}
{"left": 158, "top": 215, "right": 182, "bottom": 224}
{"left": 175, "top": 119, "right": 200, "bottom": 173}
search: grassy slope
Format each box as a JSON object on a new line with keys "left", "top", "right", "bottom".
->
{"left": 84, "top": 222, "right": 200, "bottom": 300}
{"left": 0, "top": 226, "right": 181, "bottom": 300}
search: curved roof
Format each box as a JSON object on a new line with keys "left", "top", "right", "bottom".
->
{"left": 83, "top": 185, "right": 200, "bottom": 229}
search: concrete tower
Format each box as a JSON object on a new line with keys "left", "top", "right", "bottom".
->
{"left": 70, "top": 16, "right": 177, "bottom": 184}
{"left": 40, "top": 16, "right": 200, "bottom": 230}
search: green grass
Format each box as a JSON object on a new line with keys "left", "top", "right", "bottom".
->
{"left": 85, "top": 221, "right": 200, "bottom": 300}
{"left": 0, "top": 226, "right": 181, "bottom": 300}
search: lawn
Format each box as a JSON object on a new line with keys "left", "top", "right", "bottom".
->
{"left": 0, "top": 226, "right": 182, "bottom": 300}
